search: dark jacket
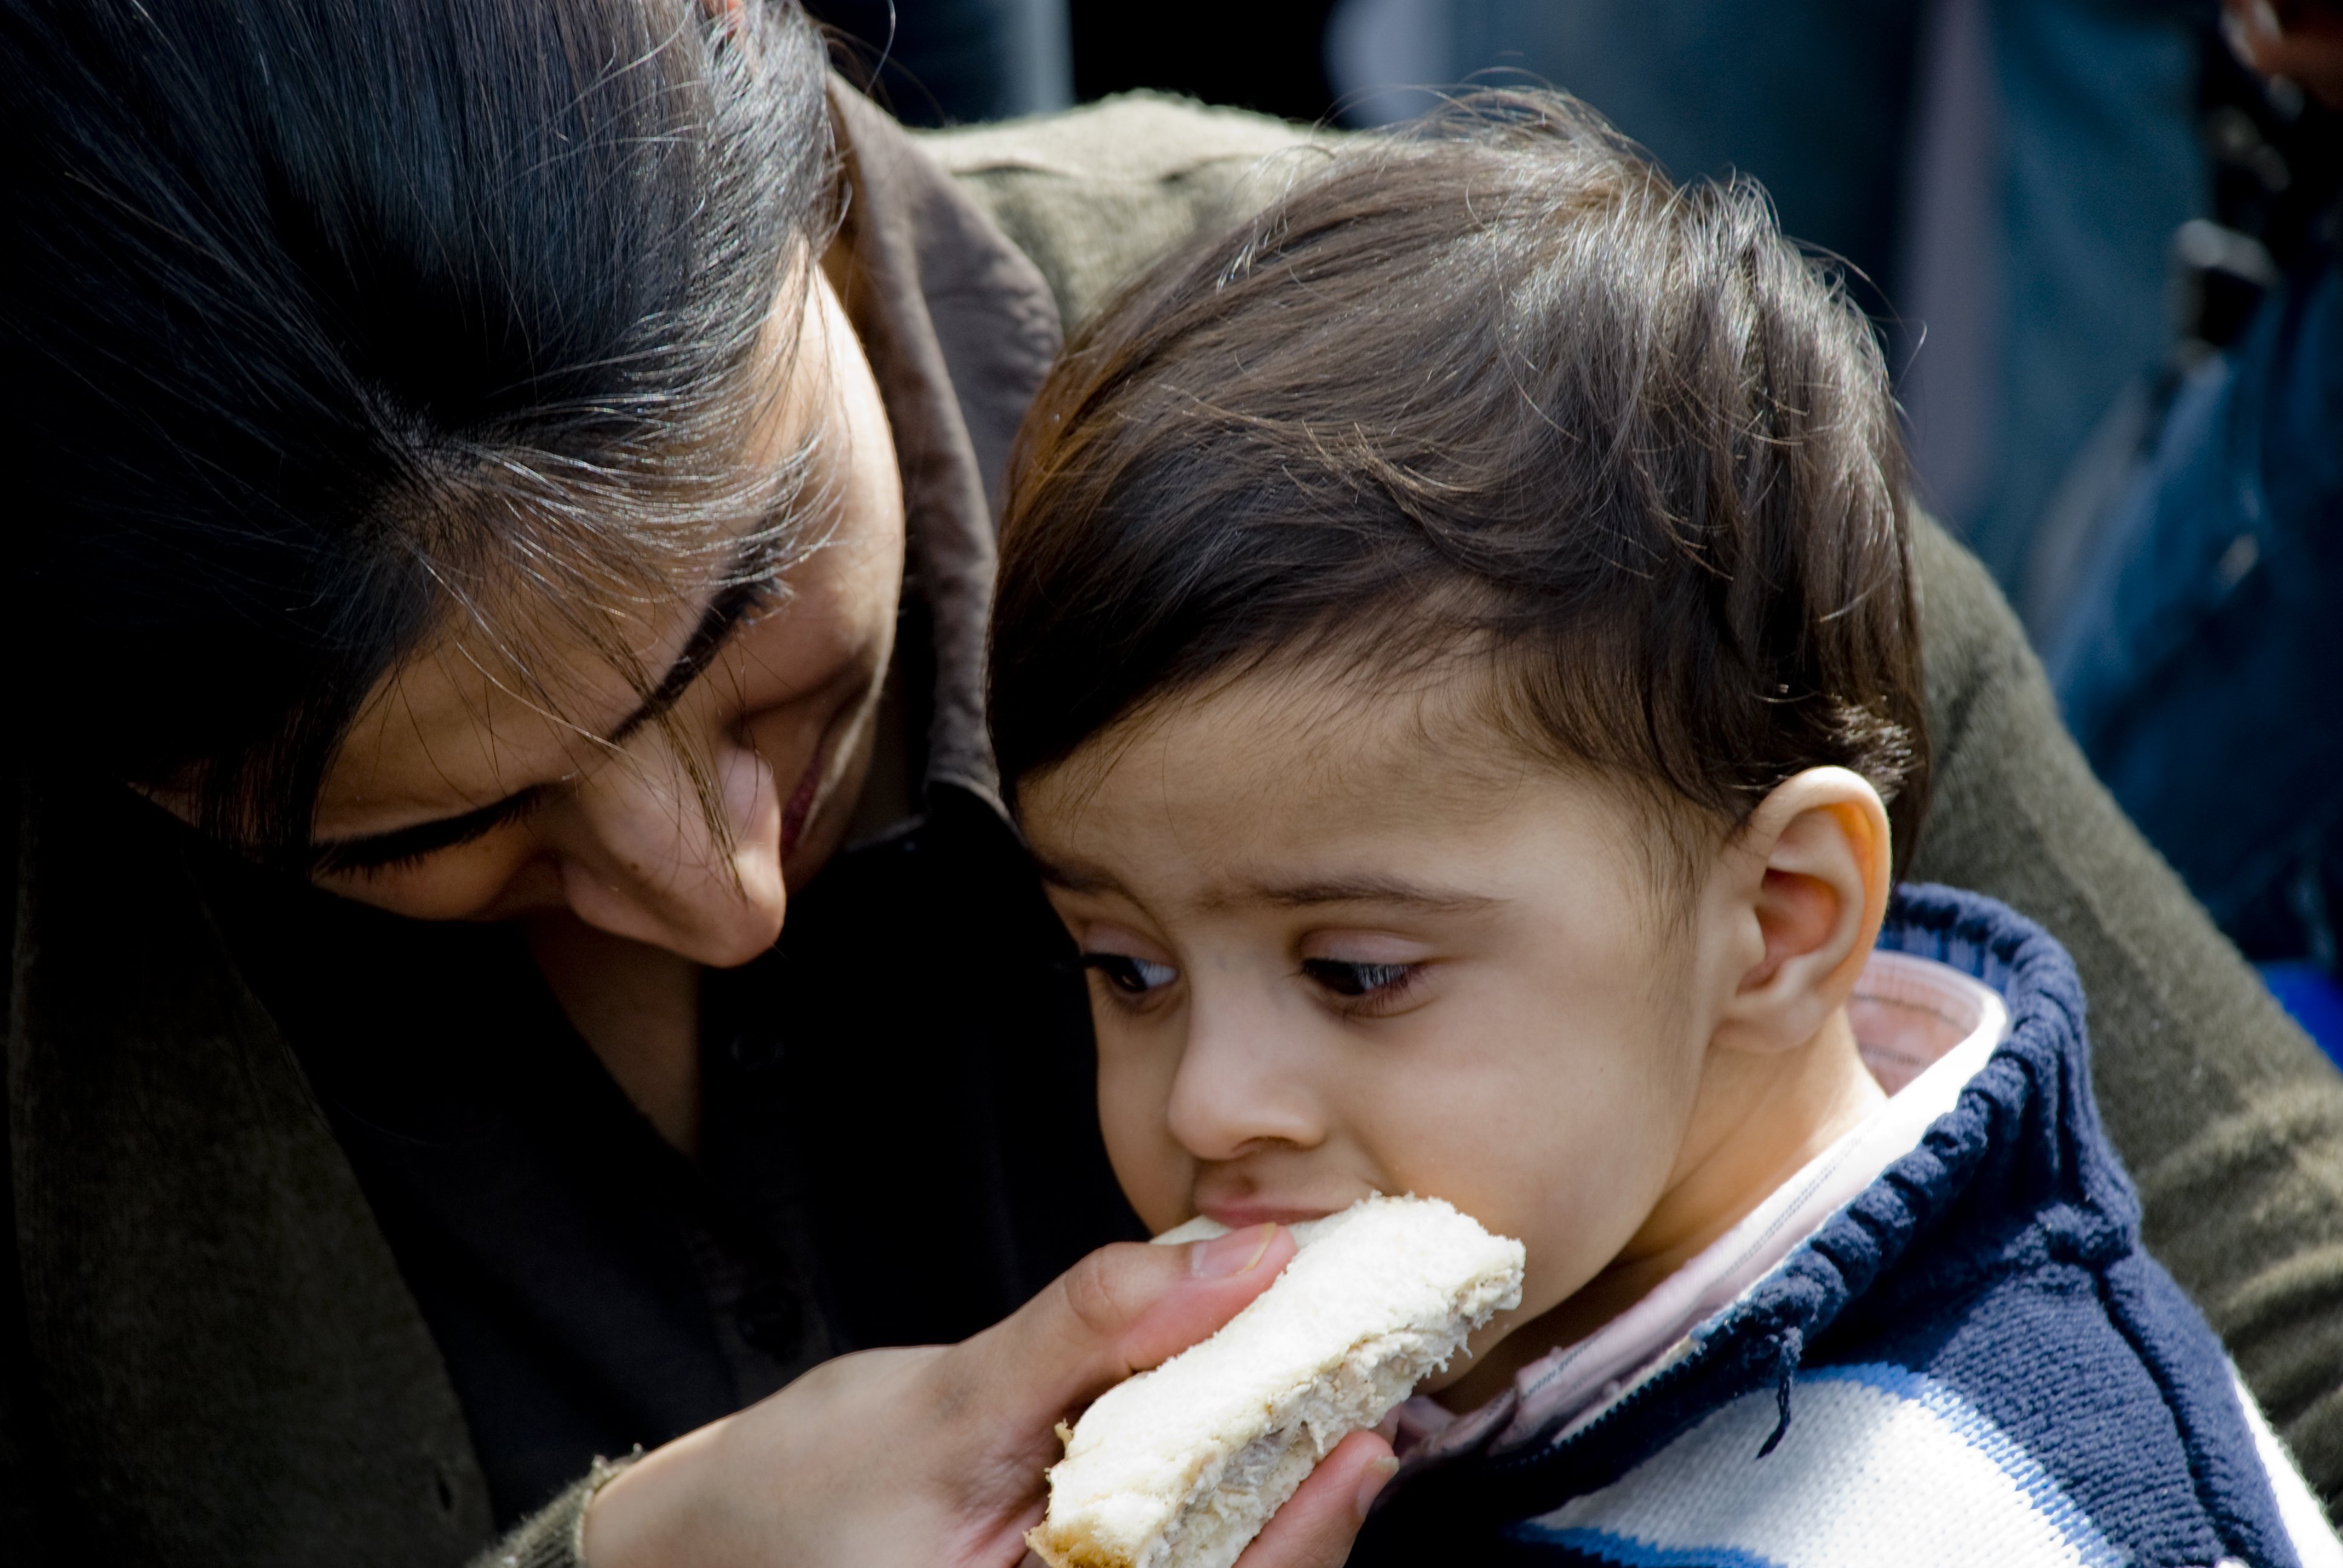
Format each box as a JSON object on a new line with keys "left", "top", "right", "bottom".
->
{"left": 2044, "top": 220, "right": 2343, "bottom": 964}
{"left": 7, "top": 89, "right": 2343, "bottom": 1567}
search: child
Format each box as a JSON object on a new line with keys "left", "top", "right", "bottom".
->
{"left": 986, "top": 95, "right": 2342, "bottom": 1567}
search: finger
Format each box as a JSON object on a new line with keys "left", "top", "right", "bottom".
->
{"left": 948, "top": 1224, "right": 1299, "bottom": 1444}
{"left": 1233, "top": 1431, "right": 1397, "bottom": 1568}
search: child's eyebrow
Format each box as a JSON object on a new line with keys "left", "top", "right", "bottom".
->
{"left": 1237, "top": 876, "right": 1498, "bottom": 915}
{"left": 1032, "top": 860, "right": 1495, "bottom": 915}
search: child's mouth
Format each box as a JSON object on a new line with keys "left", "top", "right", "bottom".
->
{"left": 1199, "top": 1200, "right": 1349, "bottom": 1230}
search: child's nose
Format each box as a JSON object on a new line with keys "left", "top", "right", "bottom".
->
{"left": 1164, "top": 1004, "right": 1326, "bottom": 1160}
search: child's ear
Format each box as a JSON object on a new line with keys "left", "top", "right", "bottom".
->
{"left": 1711, "top": 767, "right": 1893, "bottom": 1056}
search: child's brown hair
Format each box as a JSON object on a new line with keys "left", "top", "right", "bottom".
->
{"left": 989, "top": 92, "right": 1927, "bottom": 880}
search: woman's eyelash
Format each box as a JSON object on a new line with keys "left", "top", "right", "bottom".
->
{"left": 311, "top": 785, "right": 547, "bottom": 878}
{"left": 1301, "top": 958, "right": 1418, "bottom": 1002}
{"left": 1082, "top": 952, "right": 1177, "bottom": 996}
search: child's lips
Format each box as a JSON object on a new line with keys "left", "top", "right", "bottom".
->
{"left": 1199, "top": 1200, "right": 1347, "bottom": 1230}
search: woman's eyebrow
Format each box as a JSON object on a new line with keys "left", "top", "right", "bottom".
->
{"left": 606, "top": 567, "right": 777, "bottom": 746}
{"left": 312, "top": 554, "right": 780, "bottom": 871}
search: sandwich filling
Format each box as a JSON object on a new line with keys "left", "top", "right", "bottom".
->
{"left": 1029, "top": 1195, "right": 1525, "bottom": 1568}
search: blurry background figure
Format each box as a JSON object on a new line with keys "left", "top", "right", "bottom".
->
{"left": 1329, "top": 0, "right": 1925, "bottom": 325}
{"left": 807, "top": 0, "right": 2343, "bottom": 1047}
{"left": 1326, "top": 0, "right": 2209, "bottom": 596}
{"left": 807, "top": 0, "right": 1344, "bottom": 127}
{"left": 1326, "top": 0, "right": 2342, "bottom": 1053}
{"left": 1069, "top": 0, "right": 1343, "bottom": 120}
{"left": 2030, "top": 0, "right": 2343, "bottom": 1045}
{"left": 808, "top": 0, "right": 1071, "bottom": 123}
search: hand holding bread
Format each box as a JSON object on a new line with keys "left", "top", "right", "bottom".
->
{"left": 581, "top": 1224, "right": 1386, "bottom": 1568}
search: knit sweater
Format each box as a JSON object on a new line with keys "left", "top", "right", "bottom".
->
{"left": 1355, "top": 886, "right": 2343, "bottom": 1568}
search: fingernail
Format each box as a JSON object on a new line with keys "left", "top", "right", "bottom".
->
{"left": 2252, "top": 0, "right": 2282, "bottom": 37}
{"left": 1190, "top": 1222, "right": 1277, "bottom": 1278}
{"left": 1354, "top": 1455, "right": 1400, "bottom": 1521}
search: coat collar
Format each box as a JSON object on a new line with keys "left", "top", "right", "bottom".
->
{"left": 827, "top": 82, "right": 1062, "bottom": 813}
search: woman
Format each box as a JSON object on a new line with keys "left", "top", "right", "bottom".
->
{"left": 2, "top": 2, "right": 2340, "bottom": 1565}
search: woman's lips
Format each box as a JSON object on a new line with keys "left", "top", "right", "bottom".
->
{"left": 775, "top": 662, "right": 886, "bottom": 866}
{"left": 778, "top": 736, "right": 830, "bottom": 861}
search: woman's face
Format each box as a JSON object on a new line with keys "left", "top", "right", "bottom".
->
{"left": 296, "top": 270, "right": 906, "bottom": 966}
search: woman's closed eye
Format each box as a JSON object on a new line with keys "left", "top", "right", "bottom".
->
{"left": 1083, "top": 952, "right": 1178, "bottom": 997}
{"left": 1301, "top": 958, "right": 1421, "bottom": 1004}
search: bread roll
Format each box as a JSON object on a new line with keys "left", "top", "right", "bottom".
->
{"left": 1029, "top": 1195, "right": 1525, "bottom": 1568}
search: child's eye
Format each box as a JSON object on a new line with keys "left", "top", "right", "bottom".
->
{"left": 1083, "top": 953, "right": 1178, "bottom": 996}
{"left": 1302, "top": 959, "right": 1418, "bottom": 1000}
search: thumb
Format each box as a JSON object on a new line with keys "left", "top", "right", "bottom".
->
{"left": 949, "top": 1223, "right": 1296, "bottom": 1451}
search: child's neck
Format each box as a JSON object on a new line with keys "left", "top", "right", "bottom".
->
{"left": 1438, "top": 1005, "right": 1885, "bottom": 1410}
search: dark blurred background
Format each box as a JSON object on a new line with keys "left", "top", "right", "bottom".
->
{"left": 807, "top": 0, "right": 2343, "bottom": 1054}
{"left": 805, "top": 0, "right": 2329, "bottom": 593}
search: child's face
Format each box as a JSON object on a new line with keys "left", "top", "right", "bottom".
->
{"left": 1022, "top": 666, "right": 1756, "bottom": 1384}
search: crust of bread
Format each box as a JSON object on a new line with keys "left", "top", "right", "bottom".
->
{"left": 1030, "top": 1523, "right": 1138, "bottom": 1568}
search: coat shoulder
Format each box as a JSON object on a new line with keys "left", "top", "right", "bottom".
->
{"left": 920, "top": 93, "right": 1337, "bottom": 329}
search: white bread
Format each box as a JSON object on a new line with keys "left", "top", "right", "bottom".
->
{"left": 1027, "top": 1195, "right": 1525, "bottom": 1568}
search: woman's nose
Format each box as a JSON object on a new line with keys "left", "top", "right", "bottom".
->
{"left": 553, "top": 731, "right": 788, "bottom": 967}
{"left": 1164, "top": 998, "right": 1327, "bottom": 1161}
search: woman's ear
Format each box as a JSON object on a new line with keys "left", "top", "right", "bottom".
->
{"left": 1711, "top": 767, "right": 1893, "bottom": 1056}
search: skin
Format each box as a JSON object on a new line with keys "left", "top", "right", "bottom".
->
{"left": 2224, "top": 0, "right": 2343, "bottom": 108}
{"left": 306, "top": 266, "right": 903, "bottom": 1151}
{"left": 1020, "top": 664, "right": 1895, "bottom": 1409}
{"left": 157, "top": 247, "right": 1389, "bottom": 1564}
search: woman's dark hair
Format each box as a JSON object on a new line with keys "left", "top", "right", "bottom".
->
{"left": 0, "top": 0, "right": 834, "bottom": 857}
{"left": 991, "top": 92, "right": 1928, "bottom": 880}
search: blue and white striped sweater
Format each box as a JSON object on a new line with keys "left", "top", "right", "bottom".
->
{"left": 1353, "top": 885, "right": 2340, "bottom": 1568}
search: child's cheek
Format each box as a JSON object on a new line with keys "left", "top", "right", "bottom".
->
{"left": 1093, "top": 1018, "right": 1194, "bottom": 1232}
